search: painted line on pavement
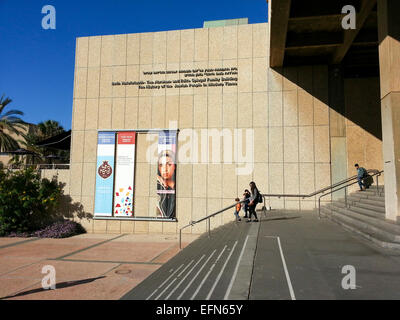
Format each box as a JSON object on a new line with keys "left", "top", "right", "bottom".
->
{"left": 165, "top": 254, "right": 206, "bottom": 300}
{"left": 277, "top": 236, "right": 296, "bottom": 300}
{"left": 191, "top": 245, "right": 227, "bottom": 300}
{"left": 177, "top": 249, "right": 216, "bottom": 300}
{"left": 146, "top": 264, "right": 184, "bottom": 300}
{"left": 224, "top": 236, "right": 249, "bottom": 300}
{"left": 155, "top": 261, "right": 194, "bottom": 300}
{"left": 265, "top": 236, "right": 296, "bottom": 300}
{"left": 206, "top": 241, "right": 238, "bottom": 300}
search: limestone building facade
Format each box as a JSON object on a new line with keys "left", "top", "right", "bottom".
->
{"left": 69, "top": 20, "right": 383, "bottom": 234}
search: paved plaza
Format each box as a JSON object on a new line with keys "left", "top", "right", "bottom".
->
{"left": 0, "top": 233, "right": 198, "bottom": 300}
{"left": 2, "top": 210, "right": 400, "bottom": 300}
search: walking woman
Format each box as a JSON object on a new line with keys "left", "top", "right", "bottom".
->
{"left": 247, "top": 181, "right": 260, "bottom": 222}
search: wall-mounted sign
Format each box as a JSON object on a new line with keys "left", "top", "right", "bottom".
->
{"left": 114, "top": 132, "right": 136, "bottom": 217}
{"left": 94, "top": 132, "right": 116, "bottom": 217}
{"left": 112, "top": 67, "right": 238, "bottom": 90}
{"left": 156, "top": 131, "right": 177, "bottom": 219}
{"left": 94, "top": 130, "right": 178, "bottom": 221}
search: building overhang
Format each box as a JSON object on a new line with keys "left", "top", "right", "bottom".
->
{"left": 268, "top": 0, "right": 379, "bottom": 77}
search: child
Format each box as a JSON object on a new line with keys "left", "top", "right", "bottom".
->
{"left": 234, "top": 198, "right": 241, "bottom": 221}
{"left": 242, "top": 189, "right": 250, "bottom": 218}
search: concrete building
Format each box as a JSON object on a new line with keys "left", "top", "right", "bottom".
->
{"left": 68, "top": 0, "right": 398, "bottom": 235}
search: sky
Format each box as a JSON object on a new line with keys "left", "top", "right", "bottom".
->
{"left": 0, "top": 0, "right": 268, "bottom": 130}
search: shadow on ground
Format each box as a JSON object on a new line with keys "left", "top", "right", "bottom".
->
{"left": 0, "top": 276, "right": 106, "bottom": 300}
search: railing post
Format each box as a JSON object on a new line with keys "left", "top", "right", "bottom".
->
{"left": 179, "top": 228, "right": 182, "bottom": 249}
{"left": 345, "top": 188, "right": 348, "bottom": 208}
{"left": 318, "top": 197, "right": 321, "bottom": 219}
{"left": 376, "top": 175, "right": 380, "bottom": 196}
{"left": 208, "top": 219, "right": 210, "bottom": 238}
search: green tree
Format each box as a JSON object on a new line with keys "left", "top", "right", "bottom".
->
{"left": 34, "top": 120, "right": 68, "bottom": 165}
{"left": 37, "top": 120, "right": 64, "bottom": 139}
{"left": 0, "top": 95, "right": 25, "bottom": 152}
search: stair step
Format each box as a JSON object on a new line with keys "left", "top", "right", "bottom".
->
{"left": 328, "top": 205, "right": 400, "bottom": 235}
{"left": 351, "top": 201, "right": 386, "bottom": 213}
{"left": 347, "top": 197, "right": 385, "bottom": 207}
{"left": 348, "top": 193, "right": 385, "bottom": 203}
{"left": 364, "top": 189, "right": 384, "bottom": 196}
{"left": 330, "top": 202, "right": 385, "bottom": 220}
{"left": 368, "top": 185, "right": 385, "bottom": 190}
{"left": 330, "top": 211, "right": 400, "bottom": 244}
{"left": 329, "top": 214, "right": 400, "bottom": 250}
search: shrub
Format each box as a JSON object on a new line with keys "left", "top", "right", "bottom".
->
{"left": 32, "top": 220, "right": 86, "bottom": 238}
{"left": 6, "top": 220, "right": 86, "bottom": 238}
{"left": 0, "top": 167, "right": 62, "bottom": 236}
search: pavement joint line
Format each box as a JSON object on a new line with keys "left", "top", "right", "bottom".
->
{"left": 206, "top": 242, "right": 238, "bottom": 300}
{"left": 0, "top": 237, "right": 41, "bottom": 249}
{"left": 248, "top": 217, "right": 262, "bottom": 300}
{"left": 149, "top": 242, "right": 178, "bottom": 263}
{"left": 224, "top": 235, "right": 249, "bottom": 300}
{"left": 0, "top": 279, "right": 43, "bottom": 300}
{"left": 47, "top": 258, "right": 163, "bottom": 265}
{"left": 191, "top": 245, "right": 227, "bottom": 300}
{"left": 102, "top": 263, "right": 123, "bottom": 277}
{"left": 54, "top": 234, "right": 128, "bottom": 260}
{"left": 155, "top": 260, "right": 195, "bottom": 300}
{"left": 0, "top": 258, "right": 48, "bottom": 277}
{"left": 165, "top": 255, "right": 206, "bottom": 300}
{"left": 177, "top": 249, "right": 217, "bottom": 300}
{"left": 146, "top": 264, "right": 184, "bottom": 300}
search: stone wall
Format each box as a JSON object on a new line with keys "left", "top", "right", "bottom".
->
{"left": 70, "top": 23, "right": 339, "bottom": 234}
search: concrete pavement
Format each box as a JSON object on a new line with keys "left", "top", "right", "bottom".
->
{"left": 0, "top": 233, "right": 198, "bottom": 300}
{"left": 122, "top": 209, "right": 400, "bottom": 300}
{"left": 2, "top": 209, "right": 400, "bottom": 300}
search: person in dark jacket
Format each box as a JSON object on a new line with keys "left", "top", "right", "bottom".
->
{"left": 242, "top": 189, "right": 251, "bottom": 218}
{"left": 247, "top": 181, "right": 260, "bottom": 222}
{"left": 355, "top": 163, "right": 367, "bottom": 191}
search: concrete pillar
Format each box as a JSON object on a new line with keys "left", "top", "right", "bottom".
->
{"left": 378, "top": 0, "right": 400, "bottom": 221}
{"left": 329, "top": 65, "right": 348, "bottom": 200}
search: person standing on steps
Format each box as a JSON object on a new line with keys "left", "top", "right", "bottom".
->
{"left": 247, "top": 181, "right": 260, "bottom": 222}
{"left": 234, "top": 198, "right": 242, "bottom": 222}
{"left": 355, "top": 163, "right": 367, "bottom": 191}
{"left": 242, "top": 189, "right": 251, "bottom": 218}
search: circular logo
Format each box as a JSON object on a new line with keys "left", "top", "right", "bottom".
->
{"left": 98, "top": 160, "right": 112, "bottom": 179}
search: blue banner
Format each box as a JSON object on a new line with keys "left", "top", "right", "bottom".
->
{"left": 94, "top": 132, "right": 116, "bottom": 216}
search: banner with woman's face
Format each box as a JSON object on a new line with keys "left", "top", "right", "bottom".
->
{"left": 156, "top": 131, "right": 177, "bottom": 219}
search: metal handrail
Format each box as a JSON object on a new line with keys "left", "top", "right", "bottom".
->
{"left": 6, "top": 163, "right": 70, "bottom": 170}
{"left": 260, "top": 169, "right": 381, "bottom": 210}
{"left": 178, "top": 169, "right": 383, "bottom": 249}
{"left": 179, "top": 199, "right": 246, "bottom": 249}
{"left": 318, "top": 170, "right": 384, "bottom": 219}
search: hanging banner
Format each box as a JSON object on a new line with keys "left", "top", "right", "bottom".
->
{"left": 114, "top": 132, "right": 136, "bottom": 217}
{"left": 156, "top": 130, "right": 177, "bottom": 219}
{"left": 94, "top": 132, "right": 116, "bottom": 217}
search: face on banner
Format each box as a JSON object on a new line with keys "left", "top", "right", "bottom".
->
{"left": 156, "top": 131, "right": 177, "bottom": 219}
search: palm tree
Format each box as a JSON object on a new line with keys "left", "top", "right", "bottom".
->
{"left": 36, "top": 120, "right": 67, "bottom": 165}
{"left": 37, "top": 120, "right": 64, "bottom": 139}
{"left": 0, "top": 95, "right": 25, "bottom": 152}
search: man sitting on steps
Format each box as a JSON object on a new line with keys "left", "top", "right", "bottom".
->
{"left": 355, "top": 163, "right": 368, "bottom": 191}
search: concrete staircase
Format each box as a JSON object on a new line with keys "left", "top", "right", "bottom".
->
{"left": 320, "top": 185, "right": 400, "bottom": 250}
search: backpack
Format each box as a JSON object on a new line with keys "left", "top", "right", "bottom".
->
{"left": 256, "top": 189, "right": 263, "bottom": 203}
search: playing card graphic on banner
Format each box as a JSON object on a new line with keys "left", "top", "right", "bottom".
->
{"left": 114, "top": 132, "right": 136, "bottom": 217}
{"left": 156, "top": 130, "right": 177, "bottom": 219}
{"left": 94, "top": 132, "right": 116, "bottom": 217}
